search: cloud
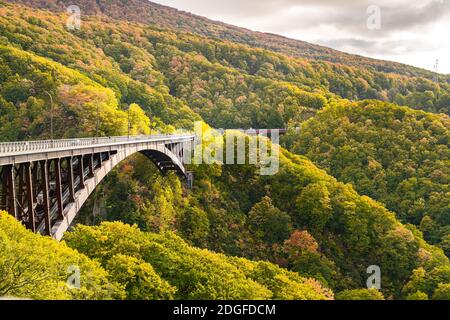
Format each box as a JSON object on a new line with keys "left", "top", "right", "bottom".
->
{"left": 316, "top": 38, "right": 434, "bottom": 56}
{"left": 246, "top": 0, "right": 450, "bottom": 37}
{"left": 157, "top": 0, "right": 450, "bottom": 32}
{"left": 153, "top": 0, "right": 450, "bottom": 72}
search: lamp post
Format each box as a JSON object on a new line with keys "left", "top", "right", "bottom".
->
{"left": 148, "top": 115, "right": 152, "bottom": 136}
{"left": 127, "top": 105, "right": 131, "bottom": 139}
{"left": 44, "top": 91, "right": 54, "bottom": 142}
{"left": 95, "top": 101, "right": 99, "bottom": 139}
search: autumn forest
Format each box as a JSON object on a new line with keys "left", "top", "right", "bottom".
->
{"left": 0, "top": 0, "right": 449, "bottom": 301}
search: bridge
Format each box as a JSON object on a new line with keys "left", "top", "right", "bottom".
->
{"left": 216, "top": 128, "right": 288, "bottom": 136}
{"left": 0, "top": 135, "right": 194, "bottom": 240}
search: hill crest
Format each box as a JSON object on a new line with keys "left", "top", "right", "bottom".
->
{"left": 3, "top": 0, "right": 446, "bottom": 80}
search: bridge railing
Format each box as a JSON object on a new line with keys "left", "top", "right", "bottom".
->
{"left": 0, "top": 134, "right": 194, "bottom": 155}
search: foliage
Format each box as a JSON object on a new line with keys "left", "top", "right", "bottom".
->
{"left": 178, "top": 206, "right": 210, "bottom": 247}
{"left": 288, "top": 100, "right": 450, "bottom": 247}
{"left": 405, "top": 291, "right": 429, "bottom": 300}
{"left": 282, "top": 230, "right": 336, "bottom": 287}
{"left": 0, "top": 211, "right": 125, "bottom": 300}
{"left": 432, "top": 283, "right": 450, "bottom": 300}
{"left": 402, "top": 266, "right": 450, "bottom": 300}
{"left": 0, "top": 3, "right": 448, "bottom": 141}
{"left": 10, "top": 0, "right": 449, "bottom": 83}
{"left": 335, "top": 288, "right": 384, "bottom": 300}
{"left": 0, "top": 1, "right": 448, "bottom": 301}
{"left": 247, "top": 196, "right": 292, "bottom": 245}
{"left": 106, "top": 254, "right": 176, "bottom": 300}
{"left": 64, "top": 222, "right": 332, "bottom": 300}
{"left": 295, "top": 183, "right": 332, "bottom": 232}
{"left": 77, "top": 128, "right": 449, "bottom": 298}
{"left": 0, "top": 45, "right": 152, "bottom": 140}
{"left": 83, "top": 154, "right": 187, "bottom": 233}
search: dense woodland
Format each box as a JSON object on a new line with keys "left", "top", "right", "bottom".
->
{"left": 0, "top": 1, "right": 449, "bottom": 136}
{"left": 8, "top": 0, "right": 450, "bottom": 81}
{"left": 0, "top": 1, "right": 449, "bottom": 300}
{"left": 0, "top": 212, "right": 332, "bottom": 299}
{"left": 285, "top": 101, "right": 450, "bottom": 253}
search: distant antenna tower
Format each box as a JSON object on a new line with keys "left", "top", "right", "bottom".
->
{"left": 433, "top": 59, "right": 439, "bottom": 83}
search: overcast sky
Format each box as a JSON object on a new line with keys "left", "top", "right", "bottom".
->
{"left": 153, "top": 0, "right": 450, "bottom": 74}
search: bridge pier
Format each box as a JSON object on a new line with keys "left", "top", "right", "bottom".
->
{"left": 40, "top": 160, "right": 51, "bottom": 236}
{"left": 1, "top": 165, "right": 17, "bottom": 219}
{"left": 54, "top": 158, "right": 64, "bottom": 221}
{"left": 24, "top": 162, "right": 35, "bottom": 232}
{"left": 77, "top": 155, "right": 85, "bottom": 190}
{"left": 87, "top": 154, "right": 94, "bottom": 178}
{"left": 67, "top": 157, "right": 75, "bottom": 203}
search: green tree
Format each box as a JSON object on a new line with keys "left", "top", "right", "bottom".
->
{"left": 179, "top": 207, "right": 210, "bottom": 246}
{"left": 247, "top": 196, "right": 292, "bottom": 244}
{"left": 335, "top": 289, "right": 384, "bottom": 300}
{"left": 106, "top": 254, "right": 176, "bottom": 300}
{"left": 64, "top": 222, "right": 332, "bottom": 300}
{"left": 0, "top": 212, "right": 124, "bottom": 300}
{"left": 432, "top": 283, "right": 450, "bottom": 300}
{"left": 405, "top": 291, "right": 429, "bottom": 300}
{"left": 295, "top": 183, "right": 332, "bottom": 232}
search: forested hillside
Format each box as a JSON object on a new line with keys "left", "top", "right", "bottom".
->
{"left": 6, "top": 0, "right": 450, "bottom": 81}
{"left": 285, "top": 101, "right": 450, "bottom": 254}
{"left": 1, "top": 212, "right": 332, "bottom": 300}
{"left": 0, "top": 1, "right": 449, "bottom": 135}
{"left": 0, "top": 1, "right": 449, "bottom": 300}
{"left": 85, "top": 133, "right": 449, "bottom": 299}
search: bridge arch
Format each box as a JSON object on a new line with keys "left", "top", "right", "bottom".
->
{"left": 0, "top": 135, "right": 194, "bottom": 240}
{"left": 51, "top": 144, "right": 191, "bottom": 240}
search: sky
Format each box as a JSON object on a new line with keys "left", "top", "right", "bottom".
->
{"left": 153, "top": 0, "right": 450, "bottom": 74}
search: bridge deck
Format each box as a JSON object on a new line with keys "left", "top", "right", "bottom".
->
{"left": 0, "top": 134, "right": 195, "bottom": 166}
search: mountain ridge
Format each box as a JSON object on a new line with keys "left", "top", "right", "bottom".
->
{"left": 0, "top": 1, "right": 449, "bottom": 300}
{"left": 4, "top": 0, "right": 448, "bottom": 79}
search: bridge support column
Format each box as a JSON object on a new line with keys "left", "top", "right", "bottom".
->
{"left": 32, "top": 163, "right": 39, "bottom": 200}
{"left": 1, "top": 167, "right": 6, "bottom": 210}
{"left": 67, "top": 157, "right": 75, "bottom": 203}
{"left": 54, "top": 158, "right": 64, "bottom": 220}
{"left": 24, "top": 163, "right": 35, "bottom": 232}
{"left": 17, "top": 165, "right": 24, "bottom": 215}
{"left": 40, "top": 160, "right": 51, "bottom": 236}
{"left": 88, "top": 154, "right": 94, "bottom": 178}
{"left": 97, "top": 152, "right": 103, "bottom": 168}
{"left": 3, "top": 165, "right": 17, "bottom": 219}
{"left": 77, "top": 155, "right": 85, "bottom": 190}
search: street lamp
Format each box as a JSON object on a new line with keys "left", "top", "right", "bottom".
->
{"left": 127, "top": 105, "right": 131, "bottom": 139}
{"left": 95, "top": 101, "right": 100, "bottom": 139}
{"left": 44, "top": 91, "right": 54, "bottom": 141}
{"left": 149, "top": 115, "right": 152, "bottom": 136}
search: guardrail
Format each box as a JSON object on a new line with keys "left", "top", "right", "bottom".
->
{"left": 0, "top": 134, "right": 194, "bottom": 154}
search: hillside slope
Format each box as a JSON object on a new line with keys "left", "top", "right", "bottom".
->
{"left": 285, "top": 100, "right": 450, "bottom": 251}
{"left": 1, "top": 1, "right": 449, "bottom": 136}
{"left": 1, "top": 212, "right": 332, "bottom": 300}
{"left": 5, "top": 0, "right": 448, "bottom": 80}
{"left": 82, "top": 132, "right": 450, "bottom": 299}
{"left": 0, "top": 1, "right": 448, "bottom": 300}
